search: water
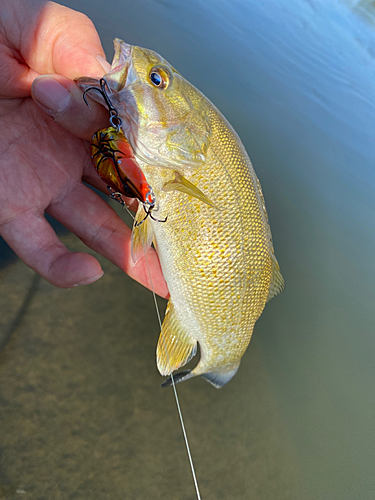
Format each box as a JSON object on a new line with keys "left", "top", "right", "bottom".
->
{"left": 1, "top": 0, "right": 374, "bottom": 498}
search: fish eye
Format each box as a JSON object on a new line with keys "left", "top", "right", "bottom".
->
{"left": 150, "top": 72, "right": 162, "bottom": 86}
{"left": 149, "top": 66, "right": 172, "bottom": 89}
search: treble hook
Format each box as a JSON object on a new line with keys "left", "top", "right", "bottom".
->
{"left": 83, "top": 78, "right": 123, "bottom": 131}
{"left": 135, "top": 207, "right": 168, "bottom": 227}
{"left": 134, "top": 188, "right": 168, "bottom": 227}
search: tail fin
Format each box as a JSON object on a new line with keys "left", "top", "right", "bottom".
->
{"left": 161, "top": 361, "right": 240, "bottom": 389}
{"left": 200, "top": 361, "right": 240, "bottom": 388}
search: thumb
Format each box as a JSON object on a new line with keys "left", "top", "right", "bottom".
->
{"left": 25, "top": 2, "right": 108, "bottom": 79}
{"left": 31, "top": 74, "right": 110, "bottom": 141}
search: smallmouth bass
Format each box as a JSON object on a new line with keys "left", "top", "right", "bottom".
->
{"left": 77, "top": 39, "right": 284, "bottom": 388}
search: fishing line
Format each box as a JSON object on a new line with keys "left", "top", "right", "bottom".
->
{"left": 84, "top": 82, "right": 199, "bottom": 498}
{"left": 124, "top": 204, "right": 202, "bottom": 500}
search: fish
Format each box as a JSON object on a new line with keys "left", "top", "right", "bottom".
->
{"left": 77, "top": 39, "right": 284, "bottom": 388}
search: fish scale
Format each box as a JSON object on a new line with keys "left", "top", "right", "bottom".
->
{"left": 77, "top": 39, "right": 284, "bottom": 387}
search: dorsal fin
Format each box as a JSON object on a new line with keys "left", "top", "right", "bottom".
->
{"left": 267, "top": 255, "right": 285, "bottom": 302}
{"left": 157, "top": 301, "right": 197, "bottom": 376}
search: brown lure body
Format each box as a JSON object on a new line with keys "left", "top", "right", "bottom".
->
{"left": 91, "top": 126, "right": 151, "bottom": 203}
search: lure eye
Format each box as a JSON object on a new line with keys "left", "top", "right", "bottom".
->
{"left": 149, "top": 66, "right": 172, "bottom": 89}
{"left": 145, "top": 188, "right": 156, "bottom": 208}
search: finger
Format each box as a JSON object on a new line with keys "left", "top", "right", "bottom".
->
{"left": 47, "top": 182, "right": 169, "bottom": 298}
{"left": 3, "top": 1, "right": 108, "bottom": 96}
{"left": 25, "top": 2, "right": 108, "bottom": 79}
{"left": 80, "top": 168, "right": 139, "bottom": 215}
{"left": 0, "top": 209, "right": 103, "bottom": 288}
{"left": 31, "top": 75, "right": 141, "bottom": 214}
{"left": 31, "top": 75, "right": 109, "bottom": 141}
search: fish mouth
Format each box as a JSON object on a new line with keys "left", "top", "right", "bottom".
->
{"left": 105, "top": 39, "right": 133, "bottom": 93}
{"left": 74, "top": 40, "right": 133, "bottom": 104}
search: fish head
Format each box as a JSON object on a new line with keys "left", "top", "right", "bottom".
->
{"left": 103, "top": 39, "right": 211, "bottom": 170}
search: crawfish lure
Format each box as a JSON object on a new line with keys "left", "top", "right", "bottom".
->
{"left": 83, "top": 78, "right": 164, "bottom": 225}
{"left": 91, "top": 125, "right": 153, "bottom": 205}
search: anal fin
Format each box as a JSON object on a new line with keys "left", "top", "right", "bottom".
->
{"left": 157, "top": 301, "right": 197, "bottom": 376}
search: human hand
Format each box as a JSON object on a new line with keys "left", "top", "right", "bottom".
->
{"left": 0, "top": 0, "right": 168, "bottom": 297}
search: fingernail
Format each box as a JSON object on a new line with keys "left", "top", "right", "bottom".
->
{"left": 32, "top": 76, "right": 71, "bottom": 113}
{"left": 96, "top": 55, "right": 111, "bottom": 73}
{"left": 73, "top": 271, "right": 104, "bottom": 287}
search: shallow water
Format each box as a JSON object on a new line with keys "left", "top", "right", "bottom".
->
{"left": 1, "top": 0, "right": 374, "bottom": 498}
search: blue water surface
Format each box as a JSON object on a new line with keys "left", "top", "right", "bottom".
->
{"left": 62, "top": 0, "right": 375, "bottom": 497}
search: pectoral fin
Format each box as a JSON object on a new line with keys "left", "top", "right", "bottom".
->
{"left": 162, "top": 171, "right": 216, "bottom": 208}
{"left": 157, "top": 301, "right": 197, "bottom": 376}
{"left": 131, "top": 203, "right": 154, "bottom": 263}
